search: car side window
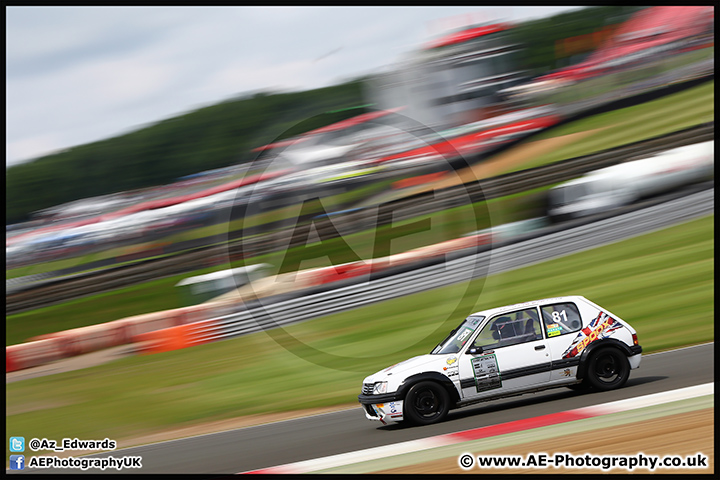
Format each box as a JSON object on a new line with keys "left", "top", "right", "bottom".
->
{"left": 541, "top": 302, "right": 582, "bottom": 337}
{"left": 471, "top": 307, "right": 543, "bottom": 351}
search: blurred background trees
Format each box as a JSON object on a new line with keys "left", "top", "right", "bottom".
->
{"left": 6, "top": 6, "right": 644, "bottom": 225}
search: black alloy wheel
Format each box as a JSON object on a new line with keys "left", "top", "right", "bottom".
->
{"left": 586, "top": 347, "right": 630, "bottom": 391}
{"left": 404, "top": 381, "right": 450, "bottom": 425}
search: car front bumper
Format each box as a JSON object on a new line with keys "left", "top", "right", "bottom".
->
{"left": 359, "top": 400, "right": 404, "bottom": 424}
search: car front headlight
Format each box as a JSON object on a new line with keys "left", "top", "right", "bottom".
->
{"left": 373, "top": 381, "right": 388, "bottom": 395}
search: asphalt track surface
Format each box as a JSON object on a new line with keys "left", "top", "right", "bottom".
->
{"left": 17, "top": 343, "right": 713, "bottom": 475}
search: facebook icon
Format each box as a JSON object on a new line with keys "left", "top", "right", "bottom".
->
{"left": 10, "top": 455, "right": 25, "bottom": 470}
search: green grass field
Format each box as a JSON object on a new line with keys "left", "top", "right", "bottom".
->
{"left": 545, "top": 48, "right": 713, "bottom": 106}
{"left": 6, "top": 214, "right": 713, "bottom": 448}
{"left": 509, "top": 79, "right": 714, "bottom": 172}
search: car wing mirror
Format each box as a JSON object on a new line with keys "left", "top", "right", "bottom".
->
{"left": 468, "top": 346, "right": 483, "bottom": 355}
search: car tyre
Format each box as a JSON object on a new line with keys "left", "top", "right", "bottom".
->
{"left": 404, "top": 381, "right": 450, "bottom": 425}
{"left": 585, "top": 347, "right": 630, "bottom": 391}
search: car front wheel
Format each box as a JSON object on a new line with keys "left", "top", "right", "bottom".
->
{"left": 404, "top": 381, "right": 450, "bottom": 425}
{"left": 586, "top": 347, "right": 630, "bottom": 391}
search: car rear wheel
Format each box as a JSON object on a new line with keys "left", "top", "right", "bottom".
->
{"left": 586, "top": 347, "right": 630, "bottom": 391}
{"left": 404, "top": 381, "right": 450, "bottom": 425}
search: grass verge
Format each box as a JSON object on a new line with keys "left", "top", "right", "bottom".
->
{"left": 507, "top": 80, "right": 714, "bottom": 172}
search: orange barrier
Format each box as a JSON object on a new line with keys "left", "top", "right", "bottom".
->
{"left": 135, "top": 324, "right": 192, "bottom": 354}
{"left": 6, "top": 338, "right": 64, "bottom": 372}
{"left": 135, "top": 319, "right": 217, "bottom": 354}
{"left": 121, "top": 305, "right": 210, "bottom": 343}
{"left": 6, "top": 350, "right": 17, "bottom": 373}
{"left": 8, "top": 304, "right": 214, "bottom": 372}
{"left": 6, "top": 311, "right": 216, "bottom": 371}
{"left": 47, "top": 323, "right": 130, "bottom": 357}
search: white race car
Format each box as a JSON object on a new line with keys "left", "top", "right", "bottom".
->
{"left": 358, "top": 296, "right": 642, "bottom": 425}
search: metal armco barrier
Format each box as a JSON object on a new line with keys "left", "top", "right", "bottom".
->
{"left": 6, "top": 122, "right": 714, "bottom": 315}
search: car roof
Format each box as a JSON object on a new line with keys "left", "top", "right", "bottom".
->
{"left": 470, "top": 295, "right": 588, "bottom": 318}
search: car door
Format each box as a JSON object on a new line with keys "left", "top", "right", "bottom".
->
{"left": 458, "top": 307, "right": 552, "bottom": 400}
{"left": 538, "top": 300, "right": 587, "bottom": 379}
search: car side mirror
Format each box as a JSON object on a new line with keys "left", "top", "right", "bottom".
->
{"left": 468, "top": 346, "right": 483, "bottom": 355}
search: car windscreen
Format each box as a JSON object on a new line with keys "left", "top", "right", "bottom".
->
{"left": 431, "top": 315, "right": 485, "bottom": 354}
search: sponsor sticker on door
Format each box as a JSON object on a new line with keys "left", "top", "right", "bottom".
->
{"left": 471, "top": 353, "right": 502, "bottom": 392}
